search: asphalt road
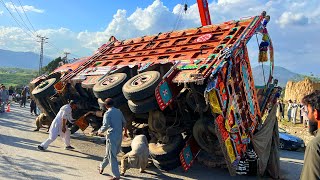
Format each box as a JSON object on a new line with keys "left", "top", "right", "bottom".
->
{"left": 0, "top": 103, "right": 304, "bottom": 180}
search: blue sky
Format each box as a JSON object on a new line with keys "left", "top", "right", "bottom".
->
{"left": 0, "top": 0, "right": 319, "bottom": 75}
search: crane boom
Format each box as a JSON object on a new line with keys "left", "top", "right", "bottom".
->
{"left": 197, "top": 0, "right": 212, "bottom": 26}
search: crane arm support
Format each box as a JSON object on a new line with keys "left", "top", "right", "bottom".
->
{"left": 197, "top": 0, "right": 212, "bottom": 26}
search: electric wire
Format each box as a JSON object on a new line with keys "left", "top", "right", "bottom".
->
{"left": 0, "top": 0, "right": 35, "bottom": 39}
{"left": 17, "top": 0, "right": 37, "bottom": 32}
{"left": 2, "top": 0, "right": 93, "bottom": 60}
{"left": 9, "top": 0, "right": 36, "bottom": 37}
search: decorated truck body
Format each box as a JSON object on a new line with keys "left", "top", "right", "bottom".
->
{"left": 30, "top": 10, "right": 280, "bottom": 175}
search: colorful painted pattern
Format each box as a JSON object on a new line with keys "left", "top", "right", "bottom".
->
{"left": 155, "top": 80, "right": 173, "bottom": 111}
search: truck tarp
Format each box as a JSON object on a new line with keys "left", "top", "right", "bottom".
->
{"left": 252, "top": 106, "right": 280, "bottom": 179}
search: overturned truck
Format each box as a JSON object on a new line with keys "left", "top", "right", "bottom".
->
{"left": 30, "top": 12, "right": 280, "bottom": 176}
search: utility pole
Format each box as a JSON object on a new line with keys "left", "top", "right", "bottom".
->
{"left": 63, "top": 52, "right": 70, "bottom": 63}
{"left": 37, "top": 35, "right": 48, "bottom": 76}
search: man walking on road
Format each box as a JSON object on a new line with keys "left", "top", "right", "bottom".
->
{"left": 37, "top": 100, "right": 77, "bottom": 151}
{"left": 300, "top": 90, "right": 320, "bottom": 180}
{"left": 97, "top": 98, "right": 126, "bottom": 180}
{"left": 1, "top": 85, "right": 9, "bottom": 113}
{"left": 20, "top": 87, "right": 27, "bottom": 107}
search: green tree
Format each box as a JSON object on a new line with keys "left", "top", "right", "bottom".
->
{"left": 42, "top": 57, "right": 63, "bottom": 74}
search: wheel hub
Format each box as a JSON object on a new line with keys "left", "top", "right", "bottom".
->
{"left": 102, "top": 76, "right": 119, "bottom": 86}
{"left": 131, "top": 74, "right": 152, "bottom": 87}
{"left": 38, "top": 81, "right": 49, "bottom": 89}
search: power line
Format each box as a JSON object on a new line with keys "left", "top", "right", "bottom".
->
{"left": 0, "top": 0, "right": 35, "bottom": 38}
{"left": 17, "top": 0, "right": 36, "bottom": 32}
{"left": 8, "top": 0, "right": 36, "bottom": 37}
{"left": 1, "top": 0, "right": 83, "bottom": 59}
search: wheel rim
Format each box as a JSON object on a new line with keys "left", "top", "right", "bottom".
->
{"left": 279, "top": 141, "right": 284, "bottom": 149}
{"left": 131, "top": 74, "right": 152, "bottom": 87}
{"left": 37, "top": 81, "right": 49, "bottom": 90}
{"left": 102, "top": 76, "right": 120, "bottom": 86}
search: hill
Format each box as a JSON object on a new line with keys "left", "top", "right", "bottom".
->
{"left": 0, "top": 49, "right": 51, "bottom": 69}
{"left": 0, "top": 67, "right": 37, "bottom": 88}
{"left": 252, "top": 65, "right": 303, "bottom": 87}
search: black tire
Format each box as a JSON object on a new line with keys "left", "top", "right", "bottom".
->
{"left": 98, "top": 93, "right": 127, "bottom": 110}
{"left": 85, "top": 115, "right": 102, "bottom": 131}
{"left": 70, "top": 125, "right": 80, "bottom": 134}
{"left": 93, "top": 73, "right": 128, "bottom": 99}
{"left": 279, "top": 140, "right": 285, "bottom": 149}
{"left": 152, "top": 157, "right": 181, "bottom": 171}
{"left": 149, "top": 134, "right": 184, "bottom": 161}
{"left": 47, "top": 72, "right": 62, "bottom": 80}
{"left": 148, "top": 111, "right": 166, "bottom": 133}
{"left": 186, "top": 91, "right": 208, "bottom": 112}
{"left": 193, "top": 118, "right": 220, "bottom": 154}
{"left": 122, "top": 71, "right": 161, "bottom": 101}
{"left": 196, "top": 150, "right": 227, "bottom": 168}
{"left": 128, "top": 96, "right": 158, "bottom": 114}
{"left": 121, "top": 137, "right": 132, "bottom": 154}
{"left": 32, "top": 78, "right": 57, "bottom": 98}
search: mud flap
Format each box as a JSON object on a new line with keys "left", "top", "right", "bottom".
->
{"left": 179, "top": 136, "right": 201, "bottom": 171}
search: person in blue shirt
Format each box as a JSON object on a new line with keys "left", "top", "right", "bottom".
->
{"left": 97, "top": 98, "right": 126, "bottom": 180}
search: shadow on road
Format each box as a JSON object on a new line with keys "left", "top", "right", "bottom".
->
{"left": 0, "top": 154, "right": 76, "bottom": 180}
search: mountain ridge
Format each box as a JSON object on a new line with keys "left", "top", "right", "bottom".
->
{"left": 252, "top": 65, "right": 303, "bottom": 87}
{"left": 0, "top": 49, "right": 51, "bottom": 69}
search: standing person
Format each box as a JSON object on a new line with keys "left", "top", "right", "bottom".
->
{"left": 301, "top": 105, "right": 309, "bottom": 128}
{"left": 300, "top": 90, "right": 320, "bottom": 180}
{"left": 291, "top": 100, "right": 298, "bottom": 124}
{"left": 20, "top": 87, "right": 27, "bottom": 107}
{"left": 97, "top": 98, "right": 126, "bottom": 180}
{"left": 281, "top": 100, "right": 285, "bottom": 118}
{"left": 276, "top": 99, "right": 283, "bottom": 121}
{"left": 1, "top": 85, "right": 9, "bottom": 113}
{"left": 37, "top": 100, "right": 77, "bottom": 151}
{"left": 0, "top": 85, "right": 2, "bottom": 113}
{"left": 287, "top": 99, "right": 293, "bottom": 122}
{"left": 8, "top": 87, "right": 13, "bottom": 103}
{"left": 30, "top": 98, "right": 38, "bottom": 115}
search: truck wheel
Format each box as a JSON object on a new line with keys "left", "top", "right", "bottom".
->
{"left": 149, "top": 134, "right": 184, "bottom": 161}
{"left": 98, "top": 93, "right": 127, "bottom": 111}
{"left": 148, "top": 110, "right": 166, "bottom": 133}
{"left": 196, "top": 150, "right": 227, "bottom": 168}
{"left": 122, "top": 71, "right": 161, "bottom": 101}
{"left": 128, "top": 96, "right": 158, "bottom": 114}
{"left": 152, "top": 157, "right": 181, "bottom": 171}
{"left": 85, "top": 115, "right": 102, "bottom": 131}
{"left": 32, "top": 78, "right": 57, "bottom": 98}
{"left": 121, "top": 137, "right": 132, "bottom": 154}
{"left": 186, "top": 91, "right": 208, "bottom": 112}
{"left": 93, "top": 73, "right": 128, "bottom": 99}
{"left": 70, "top": 125, "right": 80, "bottom": 134}
{"left": 193, "top": 118, "right": 220, "bottom": 154}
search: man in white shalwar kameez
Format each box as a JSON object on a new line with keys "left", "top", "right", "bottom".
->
{"left": 120, "top": 134, "right": 149, "bottom": 176}
{"left": 97, "top": 98, "right": 126, "bottom": 180}
{"left": 37, "top": 100, "right": 77, "bottom": 150}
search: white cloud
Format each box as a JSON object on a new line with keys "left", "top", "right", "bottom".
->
{"left": 277, "top": 12, "right": 309, "bottom": 28}
{"left": 0, "top": 10, "right": 3, "bottom": 15}
{"left": 5, "top": 2, "right": 44, "bottom": 13}
{"left": 1, "top": 0, "right": 319, "bottom": 74}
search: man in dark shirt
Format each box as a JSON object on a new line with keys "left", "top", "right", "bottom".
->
{"left": 300, "top": 90, "right": 320, "bottom": 180}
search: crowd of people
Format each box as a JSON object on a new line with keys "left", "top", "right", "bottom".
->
{"left": 276, "top": 98, "right": 309, "bottom": 127}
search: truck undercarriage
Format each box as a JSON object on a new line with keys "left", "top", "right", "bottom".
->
{"left": 30, "top": 11, "right": 280, "bottom": 176}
